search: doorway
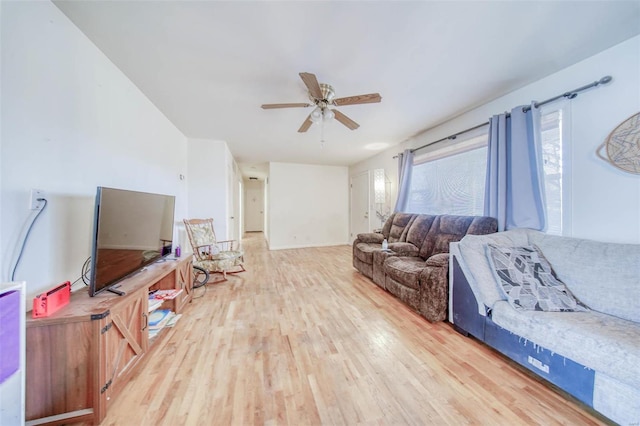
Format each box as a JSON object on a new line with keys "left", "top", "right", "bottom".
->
{"left": 350, "top": 171, "right": 370, "bottom": 242}
{"left": 244, "top": 179, "right": 265, "bottom": 232}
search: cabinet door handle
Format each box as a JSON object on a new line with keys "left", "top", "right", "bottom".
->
{"left": 141, "top": 313, "right": 148, "bottom": 331}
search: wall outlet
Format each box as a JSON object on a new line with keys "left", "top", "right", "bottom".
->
{"left": 29, "top": 189, "right": 46, "bottom": 210}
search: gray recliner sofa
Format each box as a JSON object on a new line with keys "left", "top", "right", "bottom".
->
{"left": 353, "top": 212, "right": 498, "bottom": 322}
{"left": 352, "top": 212, "right": 416, "bottom": 282}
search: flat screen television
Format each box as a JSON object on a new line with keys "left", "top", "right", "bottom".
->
{"left": 89, "top": 186, "right": 176, "bottom": 297}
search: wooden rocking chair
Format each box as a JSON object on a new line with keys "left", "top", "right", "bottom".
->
{"left": 183, "top": 218, "right": 245, "bottom": 283}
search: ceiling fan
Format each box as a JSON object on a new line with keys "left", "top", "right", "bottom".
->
{"left": 261, "top": 72, "right": 382, "bottom": 133}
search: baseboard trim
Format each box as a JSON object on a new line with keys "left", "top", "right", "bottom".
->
{"left": 268, "top": 242, "right": 350, "bottom": 251}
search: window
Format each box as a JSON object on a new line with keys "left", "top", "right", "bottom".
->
{"left": 405, "top": 107, "right": 569, "bottom": 232}
{"left": 540, "top": 104, "right": 570, "bottom": 235}
{"left": 406, "top": 128, "right": 488, "bottom": 215}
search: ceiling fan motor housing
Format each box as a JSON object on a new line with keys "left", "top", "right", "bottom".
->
{"left": 309, "top": 83, "right": 335, "bottom": 107}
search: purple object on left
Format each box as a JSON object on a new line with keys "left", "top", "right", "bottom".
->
{"left": 0, "top": 290, "right": 20, "bottom": 384}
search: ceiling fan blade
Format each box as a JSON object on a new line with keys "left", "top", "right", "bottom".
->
{"left": 299, "top": 72, "right": 323, "bottom": 99}
{"left": 333, "top": 93, "right": 382, "bottom": 106}
{"left": 332, "top": 109, "right": 360, "bottom": 130}
{"left": 261, "top": 103, "right": 311, "bottom": 109}
{"left": 298, "top": 115, "right": 313, "bottom": 133}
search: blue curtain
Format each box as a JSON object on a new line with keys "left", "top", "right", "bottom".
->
{"left": 394, "top": 149, "right": 414, "bottom": 212}
{"left": 484, "top": 103, "right": 547, "bottom": 231}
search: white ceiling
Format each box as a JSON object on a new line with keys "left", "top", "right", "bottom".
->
{"left": 53, "top": 1, "right": 640, "bottom": 179}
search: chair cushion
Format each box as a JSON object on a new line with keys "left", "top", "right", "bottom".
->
{"left": 406, "top": 215, "right": 436, "bottom": 248}
{"left": 420, "top": 215, "right": 474, "bottom": 259}
{"left": 380, "top": 212, "right": 396, "bottom": 239}
{"left": 384, "top": 256, "right": 427, "bottom": 290}
{"left": 186, "top": 221, "right": 218, "bottom": 247}
{"left": 195, "top": 249, "right": 243, "bottom": 273}
{"left": 357, "top": 233, "right": 384, "bottom": 244}
{"left": 355, "top": 243, "right": 382, "bottom": 264}
{"left": 387, "top": 242, "right": 419, "bottom": 257}
{"left": 211, "top": 250, "right": 243, "bottom": 261}
{"left": 388, "top": 213, "right": 415, "bottom": 243}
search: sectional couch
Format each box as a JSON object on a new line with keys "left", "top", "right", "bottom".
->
{"left": 352, "top": 212, "right": 497, "bottom": 321}
{"left": 450, "top": 228, "right": 640, "bottom": 425}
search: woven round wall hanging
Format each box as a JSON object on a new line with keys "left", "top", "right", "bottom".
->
{"left": 596, "top": 112, "right": 640, "bottom": 174}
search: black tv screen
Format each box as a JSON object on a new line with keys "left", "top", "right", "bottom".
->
{"left": 89, "top": 187, "right": 176, "bottom": 297}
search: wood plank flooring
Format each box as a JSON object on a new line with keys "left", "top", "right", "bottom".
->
{"left": 99, "top": 233, "right": 608, "bottom": 425}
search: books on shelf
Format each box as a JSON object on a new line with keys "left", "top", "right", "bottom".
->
{"left": 147, "top": 310, "right": 182, "bottom": 339}
{"left": 166, "top": 313, "right": 182, "bottom": 328}
{"left": 148, "top": 298, "right": 163, "bottom": 312}
{"left": 148, "top": 309, "right": 172, "bottom": 329}
{"left": 147, "top": 289, "right": 182, "bottom": 313}
{"left": 150, "top": 289, "right": 183, "bottom": 300}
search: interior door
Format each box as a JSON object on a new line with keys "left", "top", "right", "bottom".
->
{"left": 350, "top": 171, "right": 370, "bottom": 242}
{"left": 227, "top": 161, "right": 237, "bottom": 241}
{"left": 244, "top": 180, "right": 264, "bottom": 232}
{"left": 233, "top": 173, "right": 241, "bottom": 241}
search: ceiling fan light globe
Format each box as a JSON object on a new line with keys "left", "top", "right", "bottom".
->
{"left": 323, "top": 109, "right": 335, "bottom": 121}
{"left": 310, "top": 106, "right": 323, "bottom": 123}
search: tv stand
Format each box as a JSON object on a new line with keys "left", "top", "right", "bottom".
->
{"left": 24, "top": 256, "right": 193, "bottom": 425}
{"left": 106, "top": 286, "right": 126, "bottom": 296}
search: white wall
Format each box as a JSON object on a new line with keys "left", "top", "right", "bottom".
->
{"left": 0, "top": 1, "right": 188, "bottom": 300}
{"left": 186, "top": 138, "right": 232, "bottom": 240}
{"left": 351, "top": 35, "right": 640, "bottom": 244}
{"left": 268, "top": 162, "right": 349, "bottom": 250}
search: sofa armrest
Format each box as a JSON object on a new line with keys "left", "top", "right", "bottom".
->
{"left": 425, "top": 252, "right": 449, "bottom": 267}
{"left": 418, "top": 253, "right": 451, "bottom": 322}
{"left": 356, "top": 233, "right": 384, "bottom": 244}
{"left": 388, "top": 242, "right": 419, "bottom": 257}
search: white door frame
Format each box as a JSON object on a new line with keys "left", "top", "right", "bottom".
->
{"left": 350, "top": 171, "right": 371, "bottom": 242}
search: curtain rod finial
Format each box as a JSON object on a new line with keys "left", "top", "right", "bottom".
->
{"left": 599, "top": 76, "right": 612, "bottom": 85}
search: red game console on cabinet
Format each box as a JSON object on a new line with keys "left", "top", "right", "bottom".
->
{"left": 32, "top": 281, "right": 71, "bottom": 318}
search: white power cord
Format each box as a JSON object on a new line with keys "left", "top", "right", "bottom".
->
{"left": 10, "top": 198, "right": 48, "bottom": 281}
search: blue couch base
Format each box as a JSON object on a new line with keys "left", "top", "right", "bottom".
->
{"left": 451, "top": 256, "right": 595, "bottom": 409}
{"left": 484, "top": 319, "right": 595, "bottom": 405}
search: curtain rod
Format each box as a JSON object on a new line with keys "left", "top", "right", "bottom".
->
{"left": 394, "top": 75, "right": 612, "bottom": 158}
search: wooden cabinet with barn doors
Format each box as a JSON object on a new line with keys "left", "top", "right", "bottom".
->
{"left": 24, "top": 256, "right": 193, "bottom": 425}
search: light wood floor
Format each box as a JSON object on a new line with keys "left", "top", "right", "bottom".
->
{"left": 100, "top": 233, "right": 608, "bottom": 425}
